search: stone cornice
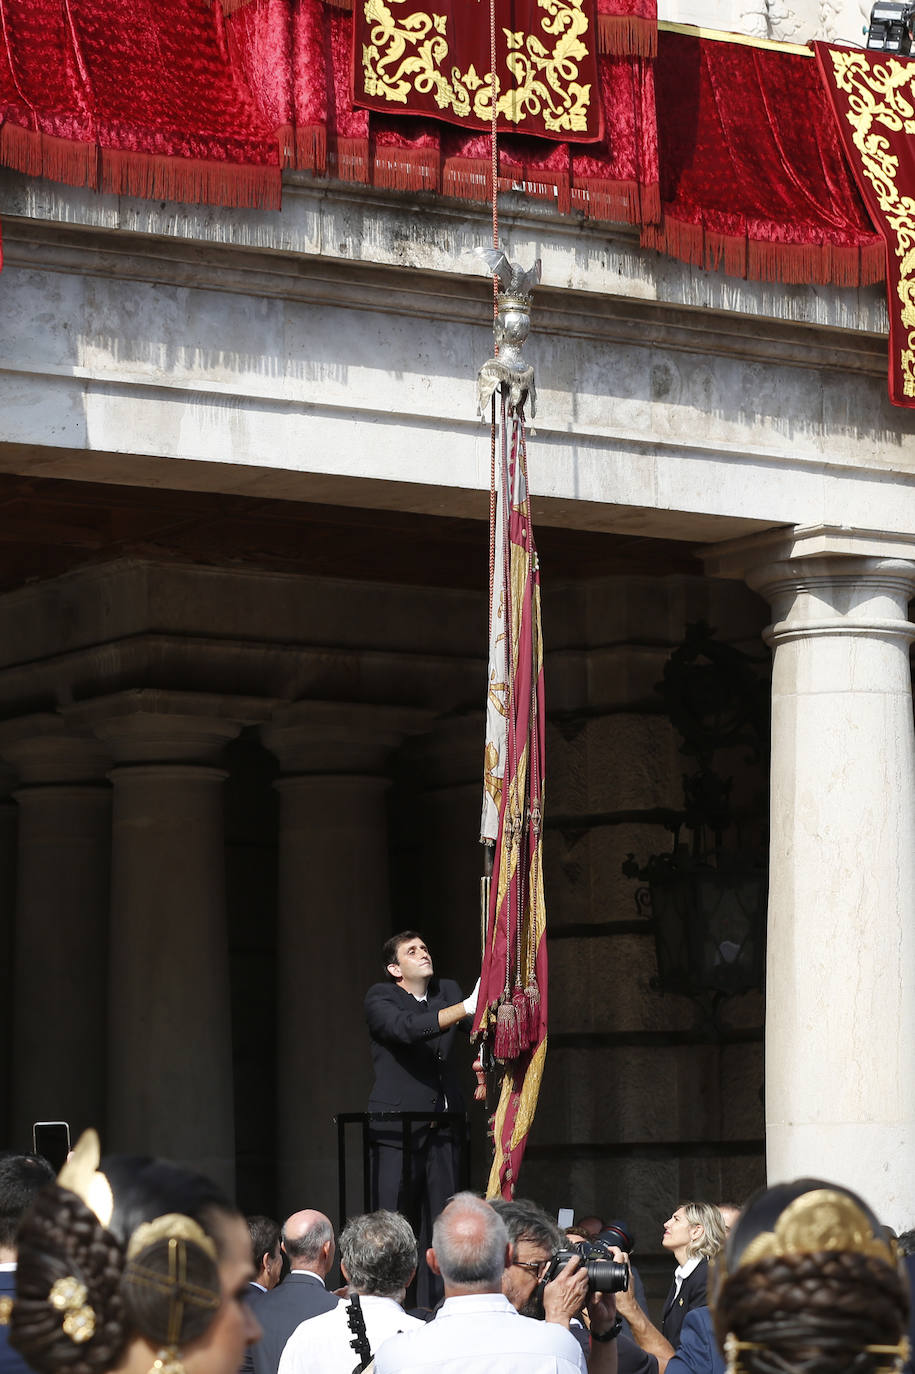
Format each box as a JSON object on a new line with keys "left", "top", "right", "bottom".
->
{"left": 0, "top": 218, "right": 891, "bottom": 380}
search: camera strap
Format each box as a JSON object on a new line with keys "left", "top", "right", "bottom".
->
{"left": 347, "top": 1294, "right": 374, "bottom": 1374}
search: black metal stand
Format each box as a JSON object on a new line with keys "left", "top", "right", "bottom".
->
{"left": 335, "top": 1110, "right": 471, "bottom": 1307}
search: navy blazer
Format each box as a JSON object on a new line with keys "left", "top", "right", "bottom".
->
{"left": 364, "top": 978, "right": 467, "bottom": 1113}
{"left": 247, "top": 1273, "right": 338, "bottom": 1374}
{"left": 0, "top": 1269, "right": 35, "bottom": 1374}
{"left": 661, "top": 1258, "right": 709, "bottom": 1349}
{"left": 666, "top": 1308, "right": 725, "bottom": 1374}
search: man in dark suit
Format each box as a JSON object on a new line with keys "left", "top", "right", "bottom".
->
{"left": 364, "top": 930, "right": 478, "bottom": 1306}
{"left": 0, "top": 1153, "right": 55, "bottom": 1374}
{"left": 247, "top": 1209, "right": 338, "bottom": 1374}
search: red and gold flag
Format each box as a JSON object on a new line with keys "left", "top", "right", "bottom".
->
{"left": 353, "top": 0, "right": 602, "bottom": 141}
{"left": 474, "top": 397, "right": 547, "bottom": 1199}
{"left": 816, "top": 43, "right": 915, "bottom": 406}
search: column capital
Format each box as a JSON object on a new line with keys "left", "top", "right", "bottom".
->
{"left": 0, "top": 713, "right": 111, "bottom": 785}
{"left": 65, "top": 690, "right": 264, "bottom": 764}
{"left": 262, "top": 700, "right": 428, "bottom": 775}
{"left": 702, "top": 523, "right": 915, "bottom": 582}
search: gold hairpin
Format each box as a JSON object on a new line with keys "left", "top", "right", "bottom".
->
{"left": 57, "top": 1130, "right": 114, "bottom": 1230}
{"left": 126, "top": 1214, "right": 217, "bottom": 1263}
{"left": 736, "top": 1191, "right": 896, "bottom": 1269}
{"left": 49, "top": 1277, "right": 96, "bottom": 1345}
{"left": 0, "top": 1296, "right": 12, "bottom": 1326}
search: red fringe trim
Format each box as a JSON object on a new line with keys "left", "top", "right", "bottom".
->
{"left": 372, "top": 144, "right": 440, "bottom": 193}
{"left": 294, "top": 123, "right": 327, "bottom": 174}
{"left": 328, "top": 136, "right": 369, "bottom": 183}
{"left": 641, "top": 214, "right": 885, "bottom": 287}
{"left": 442, "top": 155, "right": 491, "bottom": 203}
{"left": 0, "top": 124, "right": 97, "bottom": 188}
{"left": 571, "top": 176, "right": 641, "bottom": 225}
{"left": 100, "top": 149, "right": 282, "bottom": 209}
{"left": 597, "top": 13, "right": 658, "bottom": 56}
{"left": 501, "top": 167, "right": 571, "bottom": 213}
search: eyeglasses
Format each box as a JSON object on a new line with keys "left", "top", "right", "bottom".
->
{"left": 511, "top": 1258, "right": 550, "bottom": 1277}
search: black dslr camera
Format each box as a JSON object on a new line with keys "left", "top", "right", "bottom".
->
{"left": 542, "top": 1239, "right": 630, "bottom": 1293}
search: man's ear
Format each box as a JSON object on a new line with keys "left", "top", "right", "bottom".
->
{"left": 341, "top": 1260, "right": 350, "bottom": 1283}
{"left": 259, "top": 1250, "right": 270, "bottom": 1274}
{"left": 280, "top": 1241, "right": 287, "bottom": 1255}
{"left": 426, "top": 1247, "right": 442, "bottom": 1277}
{"left": 387, "top": 963, "right": 403, "bottom": 982}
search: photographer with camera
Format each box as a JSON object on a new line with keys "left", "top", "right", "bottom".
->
{"left": 491, "top": 1199, "right": 640, "bottom": 1374}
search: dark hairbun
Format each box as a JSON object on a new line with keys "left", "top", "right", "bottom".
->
{"left": 10, "top": 1185, "right": 127, "bottom": 1374}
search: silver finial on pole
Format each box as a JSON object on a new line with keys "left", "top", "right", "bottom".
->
{"left": 475, "top": 247, "right": 542, "bottom": 417}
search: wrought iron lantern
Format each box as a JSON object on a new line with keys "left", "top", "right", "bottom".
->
{"left": 622, "top": 622, "right": 769, "bottom": 1027}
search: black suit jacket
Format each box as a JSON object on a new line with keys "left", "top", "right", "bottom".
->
{"left": 661, "top": 1258, "right": 708, "bottom": 1349}
{"left": 248, "top": 1273, "right": 338, "bottom": 1374}
{"left": 0, "top": 1269, "right": 35, "bottom": 1374}
{"left": 364, "top": 978, "right": 466, "bottom": 1113}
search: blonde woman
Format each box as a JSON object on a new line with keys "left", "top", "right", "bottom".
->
{"left": 660, "top": 1203, "right": 726, "bottom": 1348}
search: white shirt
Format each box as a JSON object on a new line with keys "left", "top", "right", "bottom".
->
{"left": 375, "top": 1292, "right": 587, "bottom": 1374}
{"left": 673, "top": 1255, "right": 701, "bottom": 1298}
{"left": 279, "top": 1295, "right": 422, "bottom": 1374}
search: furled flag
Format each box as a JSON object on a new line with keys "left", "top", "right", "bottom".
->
{"left": 474, "top": 251, "right": 547, "bottom": 1194}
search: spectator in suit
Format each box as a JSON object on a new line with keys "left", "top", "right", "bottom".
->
{"left": 249, "top": 1210, "right": 337, "bottom": 1374}
{"left": 364, "top": 931, "right": 478, "bottom": 1306}
{"left": 659, "top": 1204, "right": 725, "bottom": 1349}
{"left": 246, "top": 1217, "right": 282, "bottom": 1294}
{"left": 279, "top": 1211, "right": 422, "bottom": 1374}
{"left": 0, "top": 1153, "right": 55, "bottom": 1374}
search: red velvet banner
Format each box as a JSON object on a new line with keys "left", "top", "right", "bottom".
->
{"left": 815, "top": 43, "right": 914, "bottom": 405}
{"left": 352, "top": 0, "right": 602, "bottom": 142}
{"left": 0, "top": 0, "right": 281, "bottom": 208}
{"left": 647, "top": 31, "right": 882, "bottom": 285}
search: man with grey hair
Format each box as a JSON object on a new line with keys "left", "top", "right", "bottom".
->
{"left": 375, "top": 1193, "right": 612, "bottom": 1374}
{"left": 278, "top": 1212, "right": 423, "bottom": 1374}
{"left": 249, "top": 1209, "right": 338, "bottom": 1374}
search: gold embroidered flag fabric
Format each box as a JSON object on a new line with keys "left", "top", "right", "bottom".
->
{"left": 815, "top": 42, "right": 915, "bottom": 406}
{"left": 354, "top": 0, "right": 602, "bottom": 141}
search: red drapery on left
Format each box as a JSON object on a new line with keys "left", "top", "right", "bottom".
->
{"left": 0, "top": 0, "right": 281, "bottom": 207}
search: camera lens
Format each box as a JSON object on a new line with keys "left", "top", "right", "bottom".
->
{"left": 585, "top": 1259, "right": 630, "bottom": 1292}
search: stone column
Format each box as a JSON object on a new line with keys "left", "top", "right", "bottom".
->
{"left": 75, "top": 694, "right": 247, "bottom": 1196}
{"left": 0, "top": 720, "right": 111, "bottom": 1149}
{"left": 261, "top": 702, "right": 422, "bottom": 1216}
{"left": 707, "top": 528, "right": 915, "bottom": 1220}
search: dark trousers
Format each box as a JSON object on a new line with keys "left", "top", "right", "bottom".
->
{"left": 370, "top": 1119, "right": 461, "bottom": 1309}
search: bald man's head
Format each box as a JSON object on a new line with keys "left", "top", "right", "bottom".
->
{"left": 282, "top": 1209, "right": 335, "bottom": 1275}
{"left": 428, "top": 1193, "right": 508, "bottom": 1295}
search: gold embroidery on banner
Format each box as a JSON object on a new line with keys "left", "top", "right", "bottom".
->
{"left": 361, "top": 0, "right": 593, "bottom": 133}
{"left": 828, "top": 49, "right": 915, "bottom": 393}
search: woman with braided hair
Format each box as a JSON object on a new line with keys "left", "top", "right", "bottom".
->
{"left": 713, "top": 1179, "right": 910, "bottom": 1374}
{"left": 9, "top": 1131, "right": 260, "bottom": 1374}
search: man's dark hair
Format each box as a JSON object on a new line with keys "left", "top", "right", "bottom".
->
{"left": 897, "top": 1228, "right": 915, "bottom": 1257}
{"left": 490, "top": 1197, "right": 562, "bottom": 1253}
{"left": 246, "top": 1214, "right": 281, "bottom": 1271}
{"left": 382, "top": 931, "right": 424, "bottom": 976}
{"left": 0, "top": 1154, "right": 55, "bottom": 1249}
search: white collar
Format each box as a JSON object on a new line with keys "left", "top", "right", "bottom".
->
{"left": 0, "top": 1262, "right": 16, "bottom": 1273}
{"left": 439, "top": 1294, "right": 516, "bottom": 1316}
{"left": 674, "top": 1255, "right": 702, "bottom": 1283}
{"left": 289, "top": 1269, "right": 326, "bottom": 1285}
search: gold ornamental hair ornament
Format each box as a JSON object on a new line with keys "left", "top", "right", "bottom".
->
{"left": 57, "top": 1129, "right": 114, "bottom": 1230}
{"left": 126, "top": 1215, "right": 217, "bottom": 1263}
{"left": 724, "top": 1332, "right": 911, "bottom": 1374}
{"left": 734, "top": 1189, "right": 897, "bottom": 1270}
{"left": 149, "top": 1348, "right": 185, "bottom": 1374}
{"left": 49, "top": 1276, "right": 96, "bottom": 1345}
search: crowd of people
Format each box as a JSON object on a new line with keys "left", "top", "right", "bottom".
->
{"left": 1, "top": 1135, "right": 914, "bottom": 1374}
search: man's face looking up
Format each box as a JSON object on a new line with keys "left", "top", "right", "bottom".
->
{"left": 502, "top": 1238, "right": 552, "bottom": 1317}
{"left": 389, "top": 936, "right": 434, "bottom": 983}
